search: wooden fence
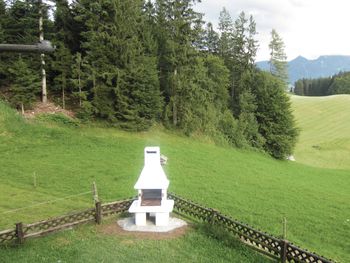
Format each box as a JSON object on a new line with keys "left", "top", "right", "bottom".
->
{"left": 0, "top": 193, "right": 334, "bottom": 263}
{"left": 167, "top": 192, "right": 333, "bottom": 263}
{"left": 0, "top": 197, "right": 134, "bottom": 245}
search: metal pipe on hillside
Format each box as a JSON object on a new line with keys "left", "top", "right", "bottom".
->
{"left": 0, "top": 41, "right": 55, "bottom": 53}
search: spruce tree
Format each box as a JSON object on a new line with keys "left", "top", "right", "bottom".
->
{"left": 237, "top": 71, "right": 264, "bottom": 149}
{"left": 154, "top": 0, "right": 203, "bottom": 127}
{"left": 71, "top": 52, "right": 86, "bottom": 107}
{"left": 231, "top": 12, "right": 258, "bottom": 115}
{"left": 0, "top": 0, "right": 5, "bottom": 41}
{"left": 0, "top": 0, "right": 7, "bottom": 86}
{"left": 218, "top": 9, "right": 258, "bottom": 115}
{"left": 8, "top": 57, "right": 40, "bottom": 112}
{"left": 253, "top": 71, "right": 298, "bottom": 159}
{"left": 52, "top": 42, "right": 72, "bottom": 109}
{"left": 54, "top": 0, "right": 78, "bottom": 52}
{"left": 76, "top": 0, "right": 161, "bottom": 130}
{"left": 218, "top": 7, "right": 234, "bottom": 62}
{"left": 203, "top": 22, "right": 219, "bottom": 54}
{"left": 269, "top": 29, "right": 288, "bottom": 85}
{"left": 5, "top": 0, "right": 38, "bottom": 44}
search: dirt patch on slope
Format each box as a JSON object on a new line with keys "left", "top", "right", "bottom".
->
{"left": 23, "top": 101, "right": 75, "bottom": 118}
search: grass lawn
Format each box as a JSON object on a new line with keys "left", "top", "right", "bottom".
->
{"left": 291, "top": 94, "right": 350, "bottom": 170}
{"left": 0, "top": 100, "right": 349, "bottom": 262}
{"left": 0, "top": 218, "right": 270, "bottom": 263}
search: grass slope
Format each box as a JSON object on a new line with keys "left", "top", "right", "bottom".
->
{"left": 0, "top": 101, "right": 349, "bottom": 262}
{"left": 291, "top": 94, "right": 350, "bottom": 169}
{"left": 1, "top": 219, "right": 269, "bottom": 263}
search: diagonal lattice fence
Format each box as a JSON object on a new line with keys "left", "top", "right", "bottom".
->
{"left": 0, "top": 198, "right": 134, "bottom": 245}
{"left": 0, "top": 193, "right": 335, "bottom": 263}
{"left": 168, "top": 192, "right": 333, "bottom": 263}
{"left": 101, "top": 197, "right": 134, "bottom": 217}
{"left": 0, "top": 229, "right": 17, "bottom": 243}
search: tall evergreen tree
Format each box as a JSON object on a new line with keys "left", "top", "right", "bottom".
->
{"left": 2, "top": 0, "right": 53, "bottom": 104}
{"left": 0, "top": 0, "right": 7, "bottom": 85}
{"left": 203, "top": 22, "right": 219, "bottom": 54}
{"left": 269, "top": 29, "right": 288, "bottom": 85}
{"left": 54, "top": 0, "right": 80, "bottom": 52}
{"left": 4, "top": 0, "right": 38, "bottom": 44}
{"left": 8, "top": 57, "right": 40, "bottom": 112}
{"left": 154, "top": 0, "right": 203, "bottom": 127}
{"left": 217, "top": 7, "right": 235, "bottom": 89}
{"left": 0, "top": 0, "right": 5, "bottom": 41}
{"left": 218, "top": 9, "right": 258, "bottom": 115}
{"left": 76, "top": 0, "right": 161, "bottom": 130}
{"left": 253, "top": 71, "right": 298, "bottom": 159}
{"left": 51, "top": 0, "right": 77, "bottom": 108}
{"left": 231, "top": 12, "right": 258, "bottom": 115}
{"left": 71, "top": 52, "right": 86, "bottom": 107}
{"left": 236, "top": 71, "right": 264, "bottom": 149}
{"left": 52, "top": 43, "right": 72, "bottom": 109}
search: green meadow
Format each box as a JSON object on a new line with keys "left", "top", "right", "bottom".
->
{"left": 0, "top": 99, "right": 349, "bottom": 262}
{"left": 291, "top": 94, "right": 350, "bottom": 170}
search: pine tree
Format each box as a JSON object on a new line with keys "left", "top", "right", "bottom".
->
{"left": 54, "top": 0, "right": 80, "bottom": 52}
{"left": 3, "top": 0, "right": 53, "bottom": 103}
{"left": 231, "top": 12, "right": 258, "bottom": 115}
{"left": 0, "top": 0, "right": 5, "bottom": 42}
{"left": 71, "top": 52, "right": 85, "bottom": 107}
{"left": 218, "top": 9, "right": 258, "bottom": 115}
{"left": 269, "top": 29, "right": 288, "bottom": 85}
{"left": 52, "top": 42, "right": 72, "bottom": 109}
{"left": 8, "top": 57, "right": 40, "bottom": 112}
{"left": 203, "top": 22, "right": 219, "bottom": 54}
{"left": 5, "top": 0, "right": 38, "bottom": 44}
{"left": 218, "top": 7, "right": 234, "bottom": 66}
{"left": 294, "top": 79, "right": 304, "bottom": 95}
{"left": 50, "top": 0, "right": 78, "bottom": 109}
{"left": 237, "top": 71, "right": 265, "bottom": 149}
{"left": 253, "top": 71, "right": 298, "bottom": 159}
{"left": 0, "top": 0, "right": 7, "bottom": 86}
{"left": 76, "top": 0, "right": 161, "bottom": 130}
{"left": 154, "top": 0, "right": 203, "bottom": 127}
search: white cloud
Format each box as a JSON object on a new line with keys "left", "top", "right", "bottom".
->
{"left": 194, "top": 0, "right": 350, "bottom": 61}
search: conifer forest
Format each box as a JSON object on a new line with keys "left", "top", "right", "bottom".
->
{"left": 0, "top": 0, "right": 298, "bottom": 159}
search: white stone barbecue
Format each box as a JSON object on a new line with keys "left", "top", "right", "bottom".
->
{"left": 128, "top": 147, "right": 174, "bottom": 226}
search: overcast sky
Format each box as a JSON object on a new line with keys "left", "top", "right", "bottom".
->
{"left": 194, "top": 0, "right": 350, "bottom": 61}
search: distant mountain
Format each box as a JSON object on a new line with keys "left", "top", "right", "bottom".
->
{"left": 256, "top": 55, "right": 350, "bottom": 84}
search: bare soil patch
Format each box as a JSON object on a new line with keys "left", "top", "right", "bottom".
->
{"left": 97, "top": 220, "right": 190, "bottom": 240}
{"left": 23, "top": 101, "right": 75, "bottom": 118}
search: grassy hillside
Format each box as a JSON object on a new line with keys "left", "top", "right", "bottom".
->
{"left": 0, "top": 101, "right": 349, "bottom": 262}
{"left": 291, "top": 94, "right": 350, "bottom": 169}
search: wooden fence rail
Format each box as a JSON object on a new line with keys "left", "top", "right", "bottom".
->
{"left": 0, "top": 193, "right": 334, "bottom": 263}
{"left": 0, "top": 197, "right": 135, "bottom": 245}
{"left": 167, "top": 192, "right": 333, "bottom": 263}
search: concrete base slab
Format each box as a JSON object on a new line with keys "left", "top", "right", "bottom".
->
{"left": 117, "top": 216, "right": 187, "bottom": 233}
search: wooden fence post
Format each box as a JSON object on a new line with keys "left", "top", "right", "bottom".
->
{"left": 92, "top": 182, "right": 99, "bottom": 204}
{"left": 280, "top": 239, "right": 288, "bottom": 263}
{"left": 209, "top": 209, "right": 218, "bottom": 224}
{"left": 15, "top": 222, "right": 24, "bottom": 244}
{"left": 95, "top": 201, "right": 102, "bottom": 224}
{"left": 283, "top": 217, "right": 287, "bottom": 240}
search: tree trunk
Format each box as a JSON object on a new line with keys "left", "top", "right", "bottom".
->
{"left": 78, "top": 71, "right": 81, "bottom": 107}
{"left": 21, "top": 103, "right": 24, "bottom": 115}
{"left": 172, "top": 68, "right": 178, "bottom": 126}
{"left": 62, "top": 75, "right": 66, "bottom": 110}
{"left": 39, "top": 0, "right": 47, "bottom": 104}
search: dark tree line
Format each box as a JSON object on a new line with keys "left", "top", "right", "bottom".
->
{"left": 294, "top": 71, "right": 350, "bottom": 96}
{"left": 0, "top": 0, "right": 298, "bottom": 159}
